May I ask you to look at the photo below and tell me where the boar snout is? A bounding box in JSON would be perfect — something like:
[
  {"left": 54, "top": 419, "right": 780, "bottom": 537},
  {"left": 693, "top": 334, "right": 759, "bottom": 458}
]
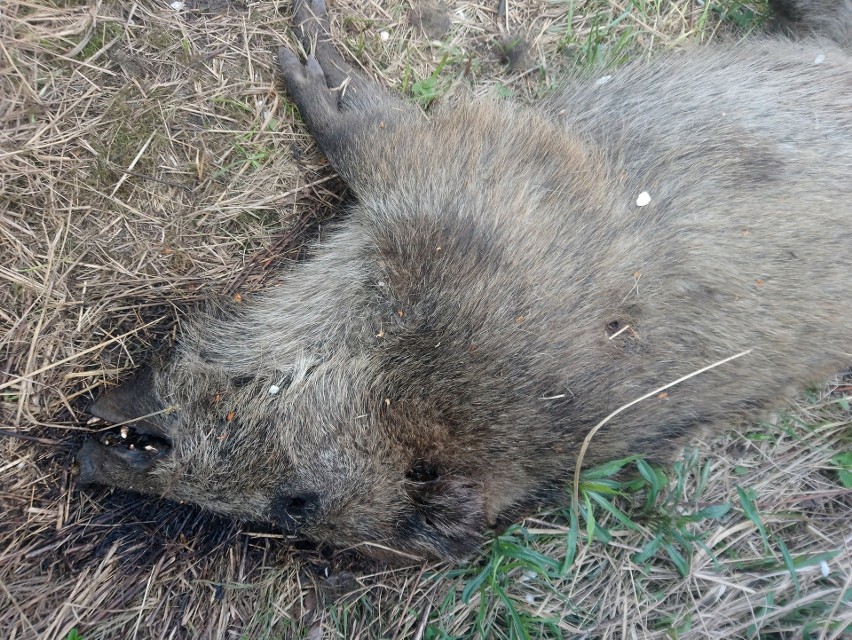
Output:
[
  {"left": 75, "top": 434, "right": 170, "bottom": 488},
  {"left": 75, "top": 438, "right": 111, "bottom": 487},
  {"left": 76, "top": 369, "right": 177, "bottom": 491}
]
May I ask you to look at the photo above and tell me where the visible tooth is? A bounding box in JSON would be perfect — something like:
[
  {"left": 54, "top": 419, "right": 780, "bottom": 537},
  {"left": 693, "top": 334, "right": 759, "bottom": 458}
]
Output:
[
  {"left": 144, "top": 445, "right": 158, "bottom": 452},
  {"left": 128, "top": 443, "right": 135, "bottom": 450},
  {"left": 87, "top": 417, "right": 102, "bottom": 425},
  {"left": 120, "top": 426, "right": 129, "bottom": 439}
]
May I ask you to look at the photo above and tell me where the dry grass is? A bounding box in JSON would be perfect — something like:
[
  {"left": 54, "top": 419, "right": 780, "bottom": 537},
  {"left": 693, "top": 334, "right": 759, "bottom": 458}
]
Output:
[{"left": 1, "top": 0, "right": 849, "bottom": 638}]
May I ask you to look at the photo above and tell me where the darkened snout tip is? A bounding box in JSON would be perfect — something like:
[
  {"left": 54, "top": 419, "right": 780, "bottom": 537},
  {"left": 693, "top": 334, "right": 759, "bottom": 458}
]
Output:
[
  {"left": 74, "top": 433, "right": 169, "bottom": 490},
  {"left": 74, "top": 438, "right": 106, "bottom": 487}
]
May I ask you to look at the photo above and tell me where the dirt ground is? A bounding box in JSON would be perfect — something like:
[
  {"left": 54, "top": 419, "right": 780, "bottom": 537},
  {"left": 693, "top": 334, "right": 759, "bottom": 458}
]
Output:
[{"left": 1, "top": 0, "right": 850, "bottom": 638}]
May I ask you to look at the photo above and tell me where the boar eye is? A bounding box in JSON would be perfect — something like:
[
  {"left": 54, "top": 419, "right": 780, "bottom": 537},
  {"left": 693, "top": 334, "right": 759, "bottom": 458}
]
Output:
[
  {"left": 285, "top": 495, "right": 308, "bottom": 511},
  {"left": 270, "top": 491, "right": 320, "bottom": 533},
  {"left": 406, "top": 461, "right": 441, "bottom": 484},
  {"left": 230, "top": 375, "right": 256, "bottom": 388}
]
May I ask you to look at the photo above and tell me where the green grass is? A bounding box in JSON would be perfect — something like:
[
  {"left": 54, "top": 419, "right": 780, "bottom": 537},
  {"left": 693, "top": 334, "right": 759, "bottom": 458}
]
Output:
[
  {"left": 401, "top": 414, "right": 849, "bottom": 638},
  {"left": 75, "top": 21, "right": 124, "bottom": 61},
  {"left": 408, "top": 52, "right": 453, "bottom": 105},
  {"left": 449, "top": 454, "right": 735, "bottom": 638}
]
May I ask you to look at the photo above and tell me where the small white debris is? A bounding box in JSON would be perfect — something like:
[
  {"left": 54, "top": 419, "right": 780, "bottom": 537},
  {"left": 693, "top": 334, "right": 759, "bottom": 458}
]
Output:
[
  {"left": 820, "top": 560, "right": 830, "bottom": 577},
  {"left": 595, "top": 75, "right": 612, "bottom": 86},
  {"left": 520, "top": 571, "right": 538, "bottom": 582},
  {"left": 169, "top": 1, "right": 185, "bottom": 10},
  {"left": 120, "top": 426, "right": 130, "bottom": 439},
  {"left": 380, "top": 30, "right": 390, "bottom": 42},
  {"left": 524, "top": 594, "right": 536, "bottom": 604},
  {"left": 636, "top": 191, "right": 652, "bottom": 207},
  {"left": 268, "top": 384, "right": 281, "bottom": 395},
  {"left": 814, "top": 53, "right": 825, "bottom": 65}
]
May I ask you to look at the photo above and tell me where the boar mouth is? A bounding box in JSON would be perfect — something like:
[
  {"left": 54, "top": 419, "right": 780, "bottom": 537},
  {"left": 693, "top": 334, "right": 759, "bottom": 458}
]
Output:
[
  {"left": 75, "top": 417, "right": 173, "bottom": 487},
  {"left": 75, "top": 400, "right": 174, "bottom": 487},
  {"left": 88, "top": 418, "right": 173, "bottom": 457},
  {"left": 81, "top": 369, "right": 175, "bottom": 469}
]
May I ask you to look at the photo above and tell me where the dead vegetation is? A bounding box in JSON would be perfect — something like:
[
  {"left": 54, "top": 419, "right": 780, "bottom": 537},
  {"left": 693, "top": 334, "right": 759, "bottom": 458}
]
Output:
[{"left": 1, "top": 0, "right": 849, "bottom": 638}]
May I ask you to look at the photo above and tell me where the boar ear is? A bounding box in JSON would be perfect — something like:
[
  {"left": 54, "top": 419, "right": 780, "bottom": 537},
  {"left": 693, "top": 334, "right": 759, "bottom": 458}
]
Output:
[
  {"left": 87, "top": 369, "right": 170, "bottom": 437},
  {"left": 405, "top": 476, "right": 486, "bottom": 560}
]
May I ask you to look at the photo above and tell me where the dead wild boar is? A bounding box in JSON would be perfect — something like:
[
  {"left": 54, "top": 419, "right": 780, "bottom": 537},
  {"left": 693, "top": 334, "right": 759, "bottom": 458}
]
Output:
[{"left": 76, "top": 0, "right": 852, "bottom": 561}]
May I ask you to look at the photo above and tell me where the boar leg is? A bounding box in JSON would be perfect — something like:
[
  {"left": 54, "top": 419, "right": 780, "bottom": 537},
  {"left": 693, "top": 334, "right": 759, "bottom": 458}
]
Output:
[
  {"left": 278, "top": 0, "right": 412, "bottom": 173},
  {"left": 288, "top": 0, "right": 365, "bottom": 93}
]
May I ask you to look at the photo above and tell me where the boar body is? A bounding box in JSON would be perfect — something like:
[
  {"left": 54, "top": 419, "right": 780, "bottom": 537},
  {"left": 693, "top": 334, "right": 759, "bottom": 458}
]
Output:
[{"left": 78, "top": 0, "right": 852, "bottom": 560}]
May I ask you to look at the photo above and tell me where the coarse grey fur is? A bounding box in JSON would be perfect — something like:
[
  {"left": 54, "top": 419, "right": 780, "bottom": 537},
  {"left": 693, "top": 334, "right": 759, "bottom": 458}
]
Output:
[
  {"left": 770, "top": 0, "right": 852, "bottom": 46},
  {"left": 76, "top": 0, "right": 852, "bottom": 560}
]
